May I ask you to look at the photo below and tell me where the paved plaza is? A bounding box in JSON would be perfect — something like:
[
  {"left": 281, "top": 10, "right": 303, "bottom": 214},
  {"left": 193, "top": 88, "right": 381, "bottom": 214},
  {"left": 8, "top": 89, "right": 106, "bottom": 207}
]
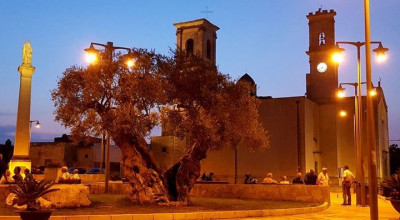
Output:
[{"left": 232, "top": 192, "right": 399, "bottom": 220}]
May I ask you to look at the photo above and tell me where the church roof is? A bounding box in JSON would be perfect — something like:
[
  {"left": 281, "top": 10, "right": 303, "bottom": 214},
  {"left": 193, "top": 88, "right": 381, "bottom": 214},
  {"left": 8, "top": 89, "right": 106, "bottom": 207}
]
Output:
[
  {"left": 238, "top": 73, "right": 256, "bottom": 86},
  {"left": 174, "top": 18, "right": 220, "bottom": 31}
]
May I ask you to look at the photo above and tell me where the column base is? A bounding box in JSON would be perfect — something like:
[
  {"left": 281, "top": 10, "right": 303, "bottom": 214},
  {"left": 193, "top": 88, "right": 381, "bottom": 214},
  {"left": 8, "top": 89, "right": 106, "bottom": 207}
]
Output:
[{"left": 9, "top": 159, "right": 31, "bottom": 177}]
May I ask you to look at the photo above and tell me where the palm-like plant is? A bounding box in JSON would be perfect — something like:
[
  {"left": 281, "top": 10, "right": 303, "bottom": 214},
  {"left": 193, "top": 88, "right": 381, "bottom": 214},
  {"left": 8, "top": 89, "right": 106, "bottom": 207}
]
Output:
[
  {"left": 6, "top": 179, "right": 59, "bottom": 211},
  {"left": 381, "top": 174, "right": 400, "bottom": 200}
]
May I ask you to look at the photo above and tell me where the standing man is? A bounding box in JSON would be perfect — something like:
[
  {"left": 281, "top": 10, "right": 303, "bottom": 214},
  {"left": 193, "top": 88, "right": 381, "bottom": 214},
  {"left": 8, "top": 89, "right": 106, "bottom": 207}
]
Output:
[
  {"left": 0, "top": 154, "right": 6, "bottom": 178},
  {"left": 342, "top": 165, "right": 355, "bottom": 205},
  {"left": 318, "top": 167, "right": 330, "bottom": 186}
]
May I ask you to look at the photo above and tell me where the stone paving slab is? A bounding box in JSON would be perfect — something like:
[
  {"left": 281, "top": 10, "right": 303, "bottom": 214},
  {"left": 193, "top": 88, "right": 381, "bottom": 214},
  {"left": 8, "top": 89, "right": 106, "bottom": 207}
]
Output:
[
  {"left": 226, "top": 193, "right": 399, "bottom": 220},
  {"left": 0, "top": 202, "right": 328, "bottom": 220}
]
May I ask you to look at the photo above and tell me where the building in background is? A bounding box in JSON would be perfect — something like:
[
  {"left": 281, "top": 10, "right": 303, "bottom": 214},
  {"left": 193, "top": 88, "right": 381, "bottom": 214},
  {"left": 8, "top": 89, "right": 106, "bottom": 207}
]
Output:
[
  {"left": 151, "top": 9, "right": 389, "bottom": 184},
  {"left": 28, "top": 134, "right": 122, "bottom": 177}
]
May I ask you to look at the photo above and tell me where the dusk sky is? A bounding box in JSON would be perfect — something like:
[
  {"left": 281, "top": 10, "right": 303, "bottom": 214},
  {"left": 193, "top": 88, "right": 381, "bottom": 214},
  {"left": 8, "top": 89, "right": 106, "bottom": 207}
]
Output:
[{"left": 0, "top": 1, "right": 399, "bottom": 145}]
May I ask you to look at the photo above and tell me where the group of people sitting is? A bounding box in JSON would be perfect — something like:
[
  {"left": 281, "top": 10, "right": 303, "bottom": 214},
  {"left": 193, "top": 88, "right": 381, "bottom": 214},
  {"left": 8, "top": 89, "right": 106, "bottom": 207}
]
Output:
[
  {"left": 0, "top": 166, "right": 34, "bottom": 184},
  {"left": 258, "top": 167, "right": 330, "bottom": 186},
  {"left": 57, "top": 166, "right": 81, "bottom": 184},
  {"left": 0, "top": 165, "right": 82, "bottom": 184}
]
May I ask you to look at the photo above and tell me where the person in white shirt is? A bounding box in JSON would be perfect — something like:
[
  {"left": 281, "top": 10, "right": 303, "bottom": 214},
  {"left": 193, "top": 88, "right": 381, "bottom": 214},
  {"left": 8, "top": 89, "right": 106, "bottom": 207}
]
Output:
[
  {"left": 58, "top": 166, "right": 71, "bottom": 183},
  {"left": 341, "top": 165, "right": 355, "bottom": 205},
  {"left": 72, "top": 169, "right": 80, "bottom": 180},
  {"left": 317, "top": 167, "right": 329, "bottom": 186}
]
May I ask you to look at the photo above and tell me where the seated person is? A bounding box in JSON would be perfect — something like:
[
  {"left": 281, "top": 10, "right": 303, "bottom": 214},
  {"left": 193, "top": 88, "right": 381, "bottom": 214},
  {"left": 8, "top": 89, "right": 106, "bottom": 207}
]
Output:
[
  {"left": 280, "top": 176, "right": 290, "bottom": 184},
  {"left": 24, "top": 168, "right": 34, "bottom": 183},
  {"left": 262, "top": 173, "right": 277, "bottom": 184},
  {"left": 0, "top": 170, "right": 14, "bottom": 184},
  {"left": 244, "top": 173, "right": 258, "bottom": 184},
  {"left": 292, "top": 172, "right": 305, "bottom": 184},
  {"left": 71, "top": 169, "right": 81, "bottom": 183},
  {"left": 58, "top": 166, "right": 71, "bottom": 183},
  {"left": 12, "top": 167, "right": 23, "bottom": 183},
  {"left": 201, "top": 172, "right": 214, "bottom": 181},
  {"left": 72, "top": 169, "right": 80, "bottom": 179}
]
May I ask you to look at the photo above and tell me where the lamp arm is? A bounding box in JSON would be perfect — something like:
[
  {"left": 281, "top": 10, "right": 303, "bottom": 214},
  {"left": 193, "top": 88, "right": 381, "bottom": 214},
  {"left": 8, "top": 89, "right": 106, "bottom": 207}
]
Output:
[
  {"left": 336, "top": 41, "right": 382, "bottom": 47},
  {"left": 91, "top": 42, "right": 108, "bottom": 48},
  {"left": 112, "top": 47, "right": 131, "bottom": 53}
]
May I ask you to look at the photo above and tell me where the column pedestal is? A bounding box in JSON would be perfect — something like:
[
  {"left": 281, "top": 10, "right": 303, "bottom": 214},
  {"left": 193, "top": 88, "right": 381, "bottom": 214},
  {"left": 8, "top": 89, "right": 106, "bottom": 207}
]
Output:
[{"left": 9, "top": 159, "right": 31, "bottom": 177}]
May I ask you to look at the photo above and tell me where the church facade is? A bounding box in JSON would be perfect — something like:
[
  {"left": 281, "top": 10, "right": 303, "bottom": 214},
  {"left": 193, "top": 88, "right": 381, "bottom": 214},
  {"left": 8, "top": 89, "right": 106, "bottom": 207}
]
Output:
[{"left": 151, "top": 9, "right": 389, "bottom": 184}]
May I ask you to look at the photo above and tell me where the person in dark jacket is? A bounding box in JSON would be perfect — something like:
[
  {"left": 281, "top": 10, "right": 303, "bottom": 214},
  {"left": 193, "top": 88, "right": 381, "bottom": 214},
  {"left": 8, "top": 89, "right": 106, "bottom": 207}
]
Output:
[
  {"left": 305, "top": 169, "right": 318, "bottom": 185},
  {"left": 292, "top": 172, "right": 305, "bottom": 184}
]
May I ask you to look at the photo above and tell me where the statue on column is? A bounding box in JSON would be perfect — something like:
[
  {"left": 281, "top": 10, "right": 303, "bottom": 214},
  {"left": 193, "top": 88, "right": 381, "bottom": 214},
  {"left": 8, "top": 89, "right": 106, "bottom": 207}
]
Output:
[
  {"left": 22, "top": 41, "right": 33, "bottom": 67},
  {"left": 11, "top": 41, "right": 35, "bottom": 175}
]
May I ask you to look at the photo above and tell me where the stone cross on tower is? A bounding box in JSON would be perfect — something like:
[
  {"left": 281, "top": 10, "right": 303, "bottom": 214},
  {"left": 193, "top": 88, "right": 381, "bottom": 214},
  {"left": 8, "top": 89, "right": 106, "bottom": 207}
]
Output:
[
  {"left": 201, "top": 6, "right": 213, "bottom": 19},
  {"left": 10, "top": 41, "right": 36, "bottom": 175}
]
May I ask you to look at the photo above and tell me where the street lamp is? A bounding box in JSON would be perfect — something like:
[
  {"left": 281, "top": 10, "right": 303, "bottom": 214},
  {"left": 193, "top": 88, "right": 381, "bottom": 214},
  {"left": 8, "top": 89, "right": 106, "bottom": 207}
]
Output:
[
  {"left": 29, "top": 120, "right": 40, "bottom": 129},
  {"left": 29, "top": 120, "right": 40, "bottom": 151},
  {"left": 339, "top": 110, "right": 347, "bottom": 117},
  {"left": 84, "top": 42, "right": 135, "bottom": 67},
  {"left": 84, "top": 41, "right": 134, "bottom": 193},
  {"left": 373, "top": 43, "right": 389, "bottom": 63},
  {"left": 332, "top": 41, "right": 388, "bottom": 207}
]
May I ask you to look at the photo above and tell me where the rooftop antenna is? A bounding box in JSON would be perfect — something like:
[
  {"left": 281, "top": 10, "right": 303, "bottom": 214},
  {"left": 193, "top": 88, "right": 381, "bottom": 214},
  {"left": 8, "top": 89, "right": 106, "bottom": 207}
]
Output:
[{"left": 201, "top": 6, "right": 213, "bottom": 19}]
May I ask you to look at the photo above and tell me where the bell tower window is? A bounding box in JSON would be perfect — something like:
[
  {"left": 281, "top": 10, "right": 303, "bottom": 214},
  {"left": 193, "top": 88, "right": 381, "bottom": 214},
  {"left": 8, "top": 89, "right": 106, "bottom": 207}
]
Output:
[
  {"left": 186, "top": 38, "right": 194, "bottom": 54},
  {"left": 319, "top": 32, "right": 326, "bottom": 46}
]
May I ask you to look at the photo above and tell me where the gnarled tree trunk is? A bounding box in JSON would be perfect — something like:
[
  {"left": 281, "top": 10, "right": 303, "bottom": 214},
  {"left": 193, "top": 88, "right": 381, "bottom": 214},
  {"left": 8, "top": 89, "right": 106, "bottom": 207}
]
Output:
[
  {"left": 162, "top": 142, "right": 208, "bottom": 205},
  {"left": 115, "top": 135, "right": 169, "bottom": 204}
]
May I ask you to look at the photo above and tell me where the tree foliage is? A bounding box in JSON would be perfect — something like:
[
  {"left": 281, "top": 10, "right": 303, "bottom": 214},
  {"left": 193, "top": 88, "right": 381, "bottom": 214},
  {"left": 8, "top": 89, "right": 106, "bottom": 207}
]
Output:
[
  {"left": 52, "top": 48, "right": 269, "bottom": 204},
  {"left": 52, "top": 49, "right": 166, "bottom": 141},
  {"left": 161, "top": 52, "right": 269, "bottom": 151}
]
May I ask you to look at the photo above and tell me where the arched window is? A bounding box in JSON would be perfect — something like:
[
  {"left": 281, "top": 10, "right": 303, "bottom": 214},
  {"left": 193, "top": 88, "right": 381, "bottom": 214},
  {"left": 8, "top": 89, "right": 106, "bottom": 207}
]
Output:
[
  {"left": 186, "top": 38, "right": 194, "bottom": 54},
  {"left": 319, "top": 32, "right": 326, "bottom": 46},
  {"left": 206, "top": 40, "right": 211, "bottom": 59}
]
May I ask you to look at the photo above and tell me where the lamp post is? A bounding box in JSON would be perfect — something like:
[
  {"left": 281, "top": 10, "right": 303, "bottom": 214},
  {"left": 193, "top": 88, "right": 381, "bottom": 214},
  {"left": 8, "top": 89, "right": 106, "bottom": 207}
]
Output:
[
  {"left": 364, "top": 1, "right": 378, "bottom": 218},
  {"left": 29, "top": 120, "right": 40, "bottom": 150},
  {"left": 337, "top": 82, "right": 376, "bottom": 206},
  {"left": 84, "top": 41, "right": 134, "bottom": 193},
  {"left": 333, "top": 41, "right": 387, "bottom": 208}
]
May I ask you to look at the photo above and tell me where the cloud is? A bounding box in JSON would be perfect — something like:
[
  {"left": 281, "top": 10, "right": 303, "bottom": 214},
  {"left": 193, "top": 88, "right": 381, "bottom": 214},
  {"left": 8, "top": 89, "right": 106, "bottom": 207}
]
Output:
[
  {"left": 0, "top": 111, "right": 16, "bottom": 117},
  {"left": 0, "top": 125, "right": 64, "bottom": 144}
]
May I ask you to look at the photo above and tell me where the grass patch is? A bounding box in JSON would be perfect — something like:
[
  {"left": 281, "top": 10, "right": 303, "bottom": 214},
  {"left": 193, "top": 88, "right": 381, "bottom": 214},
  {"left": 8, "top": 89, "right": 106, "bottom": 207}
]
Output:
[{"left": 0, "top": 194, "right": 322, "bottom": 216}]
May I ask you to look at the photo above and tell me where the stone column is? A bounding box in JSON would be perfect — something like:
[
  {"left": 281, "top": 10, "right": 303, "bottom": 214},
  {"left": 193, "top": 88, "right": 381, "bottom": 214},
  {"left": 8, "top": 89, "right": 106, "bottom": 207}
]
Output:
[{"left": 10, "top": 42, "right": 35, "bottom": 175}]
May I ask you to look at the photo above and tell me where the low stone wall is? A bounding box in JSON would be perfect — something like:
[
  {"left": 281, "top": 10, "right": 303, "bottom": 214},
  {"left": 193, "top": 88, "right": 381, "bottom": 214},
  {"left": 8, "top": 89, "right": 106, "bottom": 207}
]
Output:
[
  {"left": 190, "top": 184, "right": 330, "bottom": 204},
  {"left": 84, "top": 182, "right": 329, "bottom": 205},
  {"left": 1, "top": 182, "right": 330, "bottom": 206}
]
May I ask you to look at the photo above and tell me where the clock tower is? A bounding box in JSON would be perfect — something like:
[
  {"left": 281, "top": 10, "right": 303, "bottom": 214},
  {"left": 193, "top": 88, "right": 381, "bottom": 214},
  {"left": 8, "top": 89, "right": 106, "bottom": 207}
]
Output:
[{"left": 306, "top": 9, "right": 338, "bottom": 104}]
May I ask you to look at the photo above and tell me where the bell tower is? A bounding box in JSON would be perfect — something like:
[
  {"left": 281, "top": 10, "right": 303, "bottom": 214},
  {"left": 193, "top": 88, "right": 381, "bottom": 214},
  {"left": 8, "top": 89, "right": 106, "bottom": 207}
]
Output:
[
  {"left": 306, "top": 9, "right": 338, "bottom": 104},
  {"left": 174, "top": 19, "right": 219, "bottom": 63}
]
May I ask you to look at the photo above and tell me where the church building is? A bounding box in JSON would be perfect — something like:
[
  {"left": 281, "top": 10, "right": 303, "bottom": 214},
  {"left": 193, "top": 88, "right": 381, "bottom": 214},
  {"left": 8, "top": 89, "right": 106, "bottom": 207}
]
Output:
[{"left": 151, "top": 9, "right": 389, "bottom": 184}]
